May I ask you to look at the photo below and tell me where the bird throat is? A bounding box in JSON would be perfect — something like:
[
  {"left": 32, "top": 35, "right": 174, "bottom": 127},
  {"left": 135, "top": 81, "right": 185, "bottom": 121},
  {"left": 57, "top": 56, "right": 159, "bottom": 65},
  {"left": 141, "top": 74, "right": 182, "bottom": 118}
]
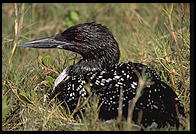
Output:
[
  {"left": 67, "top": 59, "right": 102, "bottom": 76},
  {"left": 68, "top": 48, "right": 120, "bottom": 76}
]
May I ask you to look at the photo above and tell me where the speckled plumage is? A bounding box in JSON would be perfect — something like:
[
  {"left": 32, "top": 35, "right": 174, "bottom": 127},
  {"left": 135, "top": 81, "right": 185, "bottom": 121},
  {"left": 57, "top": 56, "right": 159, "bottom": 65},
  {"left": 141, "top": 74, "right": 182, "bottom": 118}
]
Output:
[
  {"left": 19, "top": 22, "right": 185, "bottom": 128},
  {"left": 51, "top": 62, "right": 185, "bottom": 128}
]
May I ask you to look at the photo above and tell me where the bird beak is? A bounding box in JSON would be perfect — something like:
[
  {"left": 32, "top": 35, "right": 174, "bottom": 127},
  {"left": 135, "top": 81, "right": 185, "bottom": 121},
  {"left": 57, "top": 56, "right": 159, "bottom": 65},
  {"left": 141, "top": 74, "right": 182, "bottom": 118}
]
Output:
[{"left": 18, "top": 36, "right": 69, "bottom": 49}]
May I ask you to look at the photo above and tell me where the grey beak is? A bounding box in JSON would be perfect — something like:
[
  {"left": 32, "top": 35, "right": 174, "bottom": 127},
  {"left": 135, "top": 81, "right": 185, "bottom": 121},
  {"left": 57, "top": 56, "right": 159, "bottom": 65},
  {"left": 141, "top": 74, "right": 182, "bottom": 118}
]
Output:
[{"left": 18, "top": 36, "right": 69, "bottom": 49}]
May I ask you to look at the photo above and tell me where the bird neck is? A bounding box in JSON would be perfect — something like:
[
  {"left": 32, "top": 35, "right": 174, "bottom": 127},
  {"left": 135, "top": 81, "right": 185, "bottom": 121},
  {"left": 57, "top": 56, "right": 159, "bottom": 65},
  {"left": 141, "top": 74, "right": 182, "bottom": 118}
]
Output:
[
  {"left": 67, "top": 59, "right": 100, "bottom": 75},
  {"left": 68, "top": 49, "right": 120, "bottom": 76}
]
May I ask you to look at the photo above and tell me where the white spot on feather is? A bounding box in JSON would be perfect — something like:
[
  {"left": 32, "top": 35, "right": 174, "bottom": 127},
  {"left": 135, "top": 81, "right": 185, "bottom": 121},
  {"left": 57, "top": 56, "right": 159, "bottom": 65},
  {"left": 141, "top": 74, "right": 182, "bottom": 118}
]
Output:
[{"left": 114, "top": 75, "right": 121, "bottom": 79}]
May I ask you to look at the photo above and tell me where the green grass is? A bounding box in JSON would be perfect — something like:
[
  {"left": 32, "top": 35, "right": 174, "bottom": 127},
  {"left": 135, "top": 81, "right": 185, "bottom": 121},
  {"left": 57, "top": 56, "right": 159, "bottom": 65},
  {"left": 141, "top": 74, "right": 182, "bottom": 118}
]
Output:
[{"left": 2, "top": 3, "right": 190, "bottom": 131}]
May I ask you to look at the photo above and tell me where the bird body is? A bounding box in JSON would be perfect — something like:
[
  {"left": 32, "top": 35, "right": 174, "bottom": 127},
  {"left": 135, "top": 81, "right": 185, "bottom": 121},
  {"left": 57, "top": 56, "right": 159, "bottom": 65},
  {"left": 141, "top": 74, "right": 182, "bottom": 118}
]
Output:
[{"left": 19, "top": 22, "right": 185, "bottom": 128}]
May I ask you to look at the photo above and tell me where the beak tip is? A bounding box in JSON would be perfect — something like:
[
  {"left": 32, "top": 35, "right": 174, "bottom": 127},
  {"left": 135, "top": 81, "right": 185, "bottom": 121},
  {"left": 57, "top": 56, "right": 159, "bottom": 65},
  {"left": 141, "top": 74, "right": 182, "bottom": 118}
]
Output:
[
  {"left": 17, "top": 43, "right": 33, "bottom": 48},
  {"left": 17, "top": 44, "right": 24, "bottom": 47}
]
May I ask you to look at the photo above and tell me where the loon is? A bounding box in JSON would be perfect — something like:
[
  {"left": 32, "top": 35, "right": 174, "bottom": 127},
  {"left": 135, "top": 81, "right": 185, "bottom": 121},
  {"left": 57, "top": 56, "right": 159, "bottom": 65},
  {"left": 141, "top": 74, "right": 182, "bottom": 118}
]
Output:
[{"left": 19, "top": 22, "right": 185, "bottom": 128}]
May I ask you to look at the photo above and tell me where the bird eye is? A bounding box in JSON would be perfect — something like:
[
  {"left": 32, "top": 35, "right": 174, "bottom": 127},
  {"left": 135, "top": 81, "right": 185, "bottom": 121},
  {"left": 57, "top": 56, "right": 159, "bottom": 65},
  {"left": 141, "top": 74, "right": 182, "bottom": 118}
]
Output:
[{"left": 75, "top": 35, "right": 83, "bottom": 40}]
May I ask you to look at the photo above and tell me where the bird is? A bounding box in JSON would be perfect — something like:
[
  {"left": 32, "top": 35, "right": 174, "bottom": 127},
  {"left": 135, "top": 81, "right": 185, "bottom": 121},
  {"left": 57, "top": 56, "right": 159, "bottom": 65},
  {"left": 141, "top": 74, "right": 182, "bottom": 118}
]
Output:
[{"left": 19, "top": 22, "right": 185, "bottom": 128}]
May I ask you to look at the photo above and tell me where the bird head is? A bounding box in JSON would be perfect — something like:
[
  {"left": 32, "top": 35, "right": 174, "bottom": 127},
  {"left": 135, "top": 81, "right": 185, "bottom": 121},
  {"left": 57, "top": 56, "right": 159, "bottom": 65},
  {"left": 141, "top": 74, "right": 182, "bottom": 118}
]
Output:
[{"left": 19, "top": 22, "right": 120, "bottom": 74}]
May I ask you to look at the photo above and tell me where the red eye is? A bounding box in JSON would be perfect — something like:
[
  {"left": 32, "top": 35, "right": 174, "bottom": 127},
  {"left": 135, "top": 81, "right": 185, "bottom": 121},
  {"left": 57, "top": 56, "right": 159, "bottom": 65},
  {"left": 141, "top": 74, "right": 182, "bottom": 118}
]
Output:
[{"left": 75, "top": 35, "right": 83, "bottom": 40}]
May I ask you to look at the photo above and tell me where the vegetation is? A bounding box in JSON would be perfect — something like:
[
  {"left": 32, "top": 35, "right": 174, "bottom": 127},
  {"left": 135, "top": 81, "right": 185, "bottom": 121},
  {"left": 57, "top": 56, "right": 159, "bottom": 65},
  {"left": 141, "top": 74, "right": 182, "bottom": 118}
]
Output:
[{"left": 2, "top": 3, "right": 190, "bottom": 131}]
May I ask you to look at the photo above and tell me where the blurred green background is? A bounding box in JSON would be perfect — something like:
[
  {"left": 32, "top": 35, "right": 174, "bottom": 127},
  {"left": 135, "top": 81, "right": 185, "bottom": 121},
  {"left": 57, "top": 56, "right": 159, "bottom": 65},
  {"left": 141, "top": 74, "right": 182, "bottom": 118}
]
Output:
[{"left": 2, "top": 3, "right": 190, "bottom": 130}]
